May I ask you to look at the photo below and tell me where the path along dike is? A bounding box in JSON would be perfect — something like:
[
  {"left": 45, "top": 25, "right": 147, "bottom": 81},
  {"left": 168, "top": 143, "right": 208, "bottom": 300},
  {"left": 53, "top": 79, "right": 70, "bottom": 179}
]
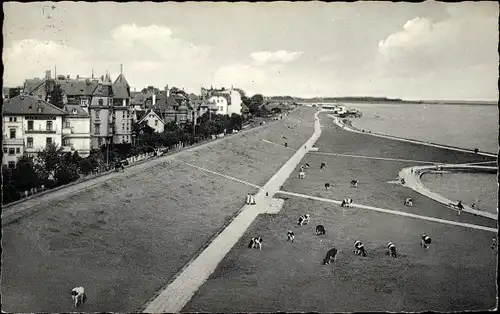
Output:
[{"left": 142, "top": 111, "right": 322, "bottom": 313}]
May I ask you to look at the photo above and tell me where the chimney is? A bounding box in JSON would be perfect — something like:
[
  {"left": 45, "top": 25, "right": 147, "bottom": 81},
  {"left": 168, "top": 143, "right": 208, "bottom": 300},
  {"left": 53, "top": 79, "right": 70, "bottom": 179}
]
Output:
[
  {"left": 101, "top": 75, "right": 104, "bottom": 82},
  {"left": 165, "top": 84, "right": 169, "bottom": 97},
  {"left": 67, "top": 74, "right": 70, "bottom": 79},
  {"left": 45, "top": 70, "right": 51, "bottom": 79},
  {"left": 152, "top": 94, "right": 157, "bottom": 106}
]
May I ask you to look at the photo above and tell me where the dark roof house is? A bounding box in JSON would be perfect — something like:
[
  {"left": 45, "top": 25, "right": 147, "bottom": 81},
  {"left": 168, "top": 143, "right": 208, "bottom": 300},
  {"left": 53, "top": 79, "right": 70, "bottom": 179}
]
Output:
[{"left": 3, "top": 95, "right": 67, "bottom": 116}]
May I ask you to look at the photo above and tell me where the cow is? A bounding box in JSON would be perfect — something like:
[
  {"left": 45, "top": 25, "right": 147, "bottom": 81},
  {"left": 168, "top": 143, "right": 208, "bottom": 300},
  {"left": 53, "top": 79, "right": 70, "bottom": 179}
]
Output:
[
  {"left": 351, "top": 180, "right": 358, "bottom": 188},
  {"left": 248, "top": 237, "right": 263, "bottom": 250},
  {"left": 325, "top": 183, "right": 331, "bottom": 190},
  {"left": 320, "top": 162, "right": 326, "bottom": 170},
  {"left": 322, "top": 248, "right": 338, "bottom": 265},
  {"left": 287, "top": 230, "right": 295, "bottom": 243},
  {"left": 404, "top": 198, "right": 413, "bottom": 207},
  {"left": 354, "top": 240, "right": 367, "bottom": 257},
  {"left": 71, "top": 286, "right": 86, "bottom": 308},
  {"left": 341, "top": 198, "right": 353, "bottom": 207},
  {"left": 421, "top": 234, "right": 432, "bottom": 249},
  {"left": 387, "top": 242, "right": 397, "bottom": 258},
  {"left": 315, "top": 225, "right": 326, "bottom": 235},
  {"left": 298, "top": 214, "right": 310, "bottom": 226},
  {"left": 299, "top": 171, "right": 306, "bottom": 179}
]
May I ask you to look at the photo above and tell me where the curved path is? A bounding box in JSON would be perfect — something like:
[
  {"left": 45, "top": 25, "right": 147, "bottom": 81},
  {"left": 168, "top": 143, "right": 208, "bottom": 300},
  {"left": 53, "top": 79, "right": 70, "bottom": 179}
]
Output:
[
  {"left": 399, "top": 165, "right": 497, "bottom": 220},
  {"left": 331, "top": 115, "right": 497, "bottom": 220},
  {"left": 142, "top": 112, "right": 323, "bottom": 313}
]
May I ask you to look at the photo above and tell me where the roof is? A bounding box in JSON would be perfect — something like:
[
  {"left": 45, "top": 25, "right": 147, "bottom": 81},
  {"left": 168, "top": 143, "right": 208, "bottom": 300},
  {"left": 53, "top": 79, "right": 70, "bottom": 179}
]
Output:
[
  {"left": 112, "top": 83, "right": 130, "bottom": 99},
  {"left": 114, "top": 73, "right": 130, "bottom": 88},
  {"left": 64, "top": 104, "right": 90, "bottom": 117},
  {"left": 59, "top": 79, "right": 99, "bottom": 97},
  {"left": 134, "top": 109, "right": 147, "bottom": 121},
  {"left": 138, "top": 109, "right": 165, "bottom": 125},
  {"left": 241, "top": 102, "right": 250, "bottom": 113},
  {"left": 92, "top": 83, "right": 113, "bottom": 97},
  {"left": 152, "top": 94, "right": 178, "bottom": 112},
  {"left": 24, "top": 78, "right": 46, "bottom": 94},
  {"left": 3, "top": 95, "right": 67, "bottom": 116}
]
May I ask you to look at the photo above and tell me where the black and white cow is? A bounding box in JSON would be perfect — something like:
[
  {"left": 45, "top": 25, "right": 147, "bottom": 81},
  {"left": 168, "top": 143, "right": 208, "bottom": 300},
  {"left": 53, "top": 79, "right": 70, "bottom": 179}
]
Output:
[
  {"left": 320, "top": 162, "right": 326, "bottom": 170},
  {"left": 341, "top": 198, "right": 353, "bottom": 207},
  {"left": 248, "top": 237, "right": 263, "bottom": 250},
  {"left": 354, "top": 240, "right": 367, "bottom": 257},
  {"left": 325, "top": 183, "right": 331, "bottom": 190},
  {"left": 298, "top": 214, "right": 310, "bottom": 226},
  {"left": 351, "top": 180, "right": 358, "bottom": 188},
  {"left": 71, "top": 286, "right": 86, "bottom": 308},
  {"left": 387, "top": 242, "right": 397, "bottom": 257},
  {"left": 421, "top": 234, "right": 432, "bottom": 249},
  {"left": 315, "top": 225, "right": 326, "bottom": 235},
  {"left": 404, "top": 198, "right": 413, "bottom": 207},
  {"left": 287, "top": 230, "right": 295, "bottom": 242},
  {"left": 322, "top": 248, "right": 338, "bottom": 265}
]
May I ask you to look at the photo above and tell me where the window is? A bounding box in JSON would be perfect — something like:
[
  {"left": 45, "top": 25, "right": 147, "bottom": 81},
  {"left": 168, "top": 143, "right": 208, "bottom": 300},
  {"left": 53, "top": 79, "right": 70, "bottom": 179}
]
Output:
[
  {"left": 95, "top": 109, "right": 100, "bottom": 118},
  {"left": 16, "top": 148, "right": 20, "bottom": 154},
  {"left": 46, "top": 137, "right": 52, "bottom": 146},
  {"left": 9, "top": 117, "right": 12, "bottom": 122},
  {"left": 27, "top": 137, "right": 33, "bottom": 148},
  {"left": 9, "top": 129, "right": 16, "bottom": 139},
  {"left": 122, "top": 123, "right": 125, "bottom": 130},
  {"left": 98, "top": 99, "right": 103, "bottom": 106},
  {"left": 94, "top": 124, "right": 100, "bottom": 135},
  {"left": 155, "top": 119, "right": 158, "bottom": 126},
  {"left": 122, "top": 112, "right": 125, "bottom": 118},
  {"left": 28, "top": 121, "right": 34, "bottom": 131},
  {"left": 8, "top": 161, "right": 15, "bottom": 169},
  {"left": 46, "top": 121, "right": 53, "bottom": 131},
  {"left": 3, "top": 148, "right": 7, "bottom": 153},
  {"left": 14, "top": 117, "right": 17, "bottom": 122},
  {"left": 65, "top": 121, "right": 71, "bottom": 128},
  {"left": 8, "top": 148, "right": 15, "bottom": 155}
]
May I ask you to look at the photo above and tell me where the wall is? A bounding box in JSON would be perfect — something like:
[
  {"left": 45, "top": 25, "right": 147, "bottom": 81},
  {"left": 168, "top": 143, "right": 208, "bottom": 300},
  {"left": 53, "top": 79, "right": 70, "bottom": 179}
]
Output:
[
  {"left": 63, "top": 117, "right": 91, "bottom": 157},
  {"left": 23, "top": 116, "right": 63, "bottom": 155},
  {"left": 143, "top": 112, "right": 165, "bottom": 133},
  {"left": 228, "top": 90, "right": 243, "bottom": 116},
  {"left": 113, "top": 107, "right": 132, "bottom": 144},
  {"left": 2, "top": 116, "right": 24, "bottom": 166},
  {"left": 208, "top": 96, "right": 228, "bottom": 115}
]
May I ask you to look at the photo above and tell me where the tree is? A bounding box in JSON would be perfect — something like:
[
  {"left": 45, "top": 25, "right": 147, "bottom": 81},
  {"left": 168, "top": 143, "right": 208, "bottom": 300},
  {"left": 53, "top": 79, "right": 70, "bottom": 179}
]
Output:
[
  {"left": 49, "top": 84, "right": 64, "bottom": 109},
  {"left": 9, "top": 87, "right": 21, "bottom": 98},
  {"left": 78, "top": 158, "right": 93, "bottom": 176},
  {"left": 2, "top": 166, "right": 20, "bottom": 204},
  {"left": 34, "top": 143, "right": 64, "bottom": 181},
  {"left": 229, "top": 113, "right": 243, "bottom": 131},
  {"left": 13, "top": 155, "right": 40, "bottom": 192}
]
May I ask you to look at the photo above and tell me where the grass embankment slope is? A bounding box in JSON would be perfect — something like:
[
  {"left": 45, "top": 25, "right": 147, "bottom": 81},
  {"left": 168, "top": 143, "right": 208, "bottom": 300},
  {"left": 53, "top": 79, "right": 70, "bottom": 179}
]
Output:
[
  {"left": 183, "top": 114, "right": 497, "bottom": 312},
  {"left": 1, "top": 107, "right": 316, "bottom": 313}
]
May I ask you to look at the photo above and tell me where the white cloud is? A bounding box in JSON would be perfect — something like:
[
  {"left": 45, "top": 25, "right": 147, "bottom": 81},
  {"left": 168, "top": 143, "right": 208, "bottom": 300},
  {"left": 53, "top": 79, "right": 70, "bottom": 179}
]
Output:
[
  {"left": 3, "top": 24, "right": 213, "bottom": 92},
  {"left": 250, "top": 50, "right": 303, "bottom": 65}
]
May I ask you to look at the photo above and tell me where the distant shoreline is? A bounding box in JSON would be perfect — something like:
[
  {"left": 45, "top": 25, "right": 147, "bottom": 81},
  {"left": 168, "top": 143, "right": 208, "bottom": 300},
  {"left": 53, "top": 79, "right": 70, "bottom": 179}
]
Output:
[{"left": 293, "top": 99, "right": 498, "bottom": 106}]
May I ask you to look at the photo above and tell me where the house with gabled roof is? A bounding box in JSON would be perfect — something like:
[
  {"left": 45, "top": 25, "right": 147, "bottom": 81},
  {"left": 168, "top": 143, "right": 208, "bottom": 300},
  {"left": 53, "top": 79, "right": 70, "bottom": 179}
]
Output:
[
  {"left": 137, "top": 109, "right": 165, "bottom": 133},
  {"left": 2, "top": 95, "right": 68, "bottom": 166}
]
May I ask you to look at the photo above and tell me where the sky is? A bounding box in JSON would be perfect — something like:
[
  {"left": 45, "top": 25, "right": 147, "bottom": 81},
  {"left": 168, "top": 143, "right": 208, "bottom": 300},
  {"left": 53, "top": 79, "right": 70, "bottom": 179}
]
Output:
[{"left": 3, "top": 1, "right": 499, "bottom": 100}]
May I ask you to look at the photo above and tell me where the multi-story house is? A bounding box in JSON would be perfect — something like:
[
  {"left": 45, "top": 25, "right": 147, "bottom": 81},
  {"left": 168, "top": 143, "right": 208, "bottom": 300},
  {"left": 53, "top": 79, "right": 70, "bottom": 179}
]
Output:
[
  {"left": 137, "top": 109, "right": 165, "bottom": 133},
  {"left": 111, "top": 73, "right": 132, "bottom": 144},
  {"left": 62, "top": 105, "right": 91, "bottom": 157},
  {"left": 89, "top": 81, "right": 114, "bottom": 148},
  {"left": 2, "top": 95, "right": 67, "bottom": 167},
  {"left": 203, "top": 87, "right": 243, "bottom": 116}
]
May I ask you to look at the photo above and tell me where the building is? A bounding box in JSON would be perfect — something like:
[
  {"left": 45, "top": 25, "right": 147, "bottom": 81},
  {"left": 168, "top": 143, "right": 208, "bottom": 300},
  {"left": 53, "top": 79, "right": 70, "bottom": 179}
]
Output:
[
  {"left": 137, "top": 109, "right": 165, "bottom": 133},
  {"left": 62, "top": 105, "right": 91, "bottom": 157},
  {"left": 89, "top": 80, "right": 114, "bottom": 148},
  {"left": 111, "top": 71, "right": 132, "bottom": 144},
  {"left": 2, "top": 95, "right": 68, "bottom": 167},
  {"left": 203, "top": 87, "right": 243, "bottom": 116}
]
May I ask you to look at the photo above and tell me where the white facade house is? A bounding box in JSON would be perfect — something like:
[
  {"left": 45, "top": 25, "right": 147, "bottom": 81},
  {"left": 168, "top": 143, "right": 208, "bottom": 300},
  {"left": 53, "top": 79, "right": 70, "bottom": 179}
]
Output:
[
  {"left": 2, "top": 95, "right": 67, "bottom": 167},
  {"left": 228, "top": 90, "right": 243, "bottom": 116},
  {"left": 207, "top": 95, "right": 229, "bottom": 115},
  {"left": 137, "top": 109, "right": 165, "bottom": 133},
  {"left": 62, "top": 105, "right": 91, "bottom": 157},
  {"left": 205, "top": 88, "right": 243, "bottom": 116}
]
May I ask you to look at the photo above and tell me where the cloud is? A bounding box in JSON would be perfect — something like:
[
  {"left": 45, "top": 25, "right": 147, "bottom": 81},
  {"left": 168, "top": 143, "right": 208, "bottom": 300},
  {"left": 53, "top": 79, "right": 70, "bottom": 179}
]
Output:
[
  {"left": 3, "top": 24, "right": 213, "bottom": 92},
  {"left": 250, "top": 50, "right": 303, "bottom": 65}
]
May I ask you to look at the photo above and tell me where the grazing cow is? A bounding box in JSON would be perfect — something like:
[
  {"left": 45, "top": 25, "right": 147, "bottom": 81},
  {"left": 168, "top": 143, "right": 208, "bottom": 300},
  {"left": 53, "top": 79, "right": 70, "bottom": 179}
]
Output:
[
  {"left": 315, "top": 225, "right": 326, "bottom": 235},
  {"left": 325, "top": 183, "right": 331, "bottom": 190},
  {"left": 248, "top": 237, "right": 263, "bottom": 250},
  {"left": 320, "top": 162, "right": 326, "bottom": 170},
  {"left": 421, "top": 234, "right": 432, "bottom": 249},
  {"left": 287, "top": 230, "right": 295, "bottom": 242},
  {"left": 387, "top": 242, "right": 397, "bottom": 258},
  {"left": 71, "top": 287, "right": 86, "bottom": 308},
  {"left": 322, "top": 248, "right": 338, "bottom": 265},
  {"left": 404, "top": 198, "right": 413, "bottom": 207},
  {"left": 299, "top": 171, "right": 306, "bottom": 179},
  {"left": 354, "top": 240, "right": 367, "bottom": 257},
  {"left": 341, "top": 198, "right": 353, "bottom": 207},
  {"left": 350, "top": 180, "right": 358, "bottom": 188},
  {"left": 298, "top": 214, "right": 310, "bottom": 226}
]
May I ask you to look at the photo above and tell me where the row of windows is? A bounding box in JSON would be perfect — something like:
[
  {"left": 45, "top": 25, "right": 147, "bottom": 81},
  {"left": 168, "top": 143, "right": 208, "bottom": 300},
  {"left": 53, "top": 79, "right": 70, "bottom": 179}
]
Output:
[
  {"left": 3, "top": 147, "right": 21, "bottom": 155},
  {"left": 4, "top": 136, "right": 52, "bottom": 148},
  {"left": 8, "top": 117, "right": 18, "bottom": 122},
  {"left": 94, "top": 109, "right": 130, "bottom": 119},
  {"left": 93, "top": 123, "right": 131, "bottom": 135}
]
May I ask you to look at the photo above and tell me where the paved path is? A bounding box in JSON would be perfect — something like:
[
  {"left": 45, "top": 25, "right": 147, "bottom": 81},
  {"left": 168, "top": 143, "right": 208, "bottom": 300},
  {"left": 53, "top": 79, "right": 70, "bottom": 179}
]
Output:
[
  {"left": 1, "top": 123, "right": 269, "bottom": 226},
  {"left": 399, "top": 165, "right": 498, "bottom": 220},
  {"left": 277, "top": 190, "right": 497, "bottom": 233},
  {"left": 142, "top": 112, "right": 322, "bottom": 313},
  {"left": 308, "top": 151, "right": 441, "bottom": 165}
]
